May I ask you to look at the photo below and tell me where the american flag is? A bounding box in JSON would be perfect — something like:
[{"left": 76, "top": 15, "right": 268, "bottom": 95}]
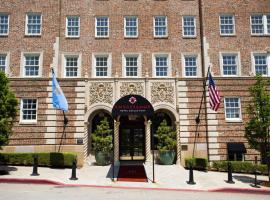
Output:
[{"left": 208, "top": 72, "right": 221, "bottom": 111}]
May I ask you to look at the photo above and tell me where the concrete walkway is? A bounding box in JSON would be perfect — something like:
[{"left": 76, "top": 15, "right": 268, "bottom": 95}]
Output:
[{"left": 0, "top": 162, "right": 270, "bottom": 194}]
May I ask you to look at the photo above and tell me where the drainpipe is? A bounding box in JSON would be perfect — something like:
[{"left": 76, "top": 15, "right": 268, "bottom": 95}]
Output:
[{"left": 198, "top": 0, "right": 210, "bottom": 161}]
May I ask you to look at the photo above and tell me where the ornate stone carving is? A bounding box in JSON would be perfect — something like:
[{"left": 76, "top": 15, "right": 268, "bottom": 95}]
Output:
[
  {"left": 151, "top": 82, "right": 174, "bottom": 104},
  {"left": 89, "top": 82, "right": 113, "bottom": 105},
  {"left": 120, "top": 82, "right": 144, "bottom": 97}
]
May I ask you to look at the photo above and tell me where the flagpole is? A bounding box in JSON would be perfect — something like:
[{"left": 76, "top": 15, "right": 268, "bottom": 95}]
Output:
[
  {"left": 192, "top": 66, "right": 210, "bottom": 158},
  {"left": 58, "top": 110, "right": 68, "bottom": 153}
]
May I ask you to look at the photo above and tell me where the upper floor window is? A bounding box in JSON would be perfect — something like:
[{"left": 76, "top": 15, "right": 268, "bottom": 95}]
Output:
[
  {"left": 184, "top": 56, "right": 197, "bottom": 77},
  {"left": 65, "top": 56, "right": 79, "bottom": 77},
  {"left": 221, "top": 54, "right": 239, "bottom": 76},
  {"left": 0, "top": 14, "right": 9, "bottom": 36},
  {"left": 251, "top": 14, "right": 270, "bottom": 35},
  {"left": 66, "top": 16, "right": 80, "bottom": 37},
  {"left": 253, "top": 54, "right": 269, "bottom": 76},
  {"left": 0, "top": 54, "right": 7, "bottom": 72},
  {"left": 220, "top": 15, "right": 235, "bottom": 35},
  {"left": 20, "top": 99, "right": 37, "bottom": 123},
  {"left": 26, "top": 13, "right": 42, "bottom": 35},
  {"left": 154, "top": 16, "right": 167, "bottom": 37},
  {"left": 24, "top": 54, "right": 40, "bottom": 77},
  {"left": 95, "top": 17, "right": 109, "bottom": 38},
  {"left": 183, "top": 16, "right": 196, "bottom": 37},
  {"left": 224, "top": 97, "right": 241, "bottom": 121},
  {"left": 125, "top": 56, "right": 138, "bottom": 77},
  {"left": 95, "top": 56, "right": 108, "bottom": 77},
  {"left": 154, "top": 55, "right": 169, "bottom": 77},
  {"left": 124, "top": 16, "right": 138, "bottom": 38}
]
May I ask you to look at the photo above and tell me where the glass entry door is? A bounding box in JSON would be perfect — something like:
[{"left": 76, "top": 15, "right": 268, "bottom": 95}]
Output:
[{"left": 119, "top": 126, "right": 145, "bottom": 161}]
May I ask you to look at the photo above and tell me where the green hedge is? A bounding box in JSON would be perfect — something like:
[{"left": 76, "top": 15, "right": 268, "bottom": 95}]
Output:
[
  {"left": 185, "top": 157, "right": 208, "bottom": 170},
  {"left": 212, "top": 161, "right": 268, "bottom": 175},
  {"left": 0, "top": 152, "right": 76, "bottom": 168}
]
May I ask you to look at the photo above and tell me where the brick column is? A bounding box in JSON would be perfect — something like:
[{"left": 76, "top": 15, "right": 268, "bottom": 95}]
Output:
[
  {"left": 175, "top": 121, "right": 181, "bottom": 164},
  {"left": 145, "top": 120, "right": 152, "bottom": 162},
  {"left": 114, "top": 120, "right": 120, "bottom": 163}
]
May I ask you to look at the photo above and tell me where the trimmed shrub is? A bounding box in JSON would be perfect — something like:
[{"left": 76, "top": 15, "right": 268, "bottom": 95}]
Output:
[
  {"left": 185, "top": 157, "right": 208, "bottom": 170},
  {"left": 0, "top": 152, "right": 76, "bottom": 168},
  {"left": 211, "top": 161, "right": 268, "bottom": 175}
]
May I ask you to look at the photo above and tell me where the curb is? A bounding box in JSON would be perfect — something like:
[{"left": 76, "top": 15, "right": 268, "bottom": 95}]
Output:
[{"left": 0, "top": 178, "right": 270, "bottom": 195}]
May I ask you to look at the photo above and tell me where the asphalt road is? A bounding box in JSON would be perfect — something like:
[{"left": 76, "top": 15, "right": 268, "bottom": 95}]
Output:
[{"left": 0, "top": 184, "right": 268, "bottom": 200}]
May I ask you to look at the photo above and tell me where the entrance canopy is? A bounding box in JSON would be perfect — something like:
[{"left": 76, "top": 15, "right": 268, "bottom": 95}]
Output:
[{"left": 112, "top": 95, "right": 154, "bottom": 119}]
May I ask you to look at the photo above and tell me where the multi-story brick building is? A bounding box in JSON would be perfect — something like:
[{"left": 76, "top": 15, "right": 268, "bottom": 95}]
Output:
[{"left": 0, "top": 0, "right": 269, "bottom": 166}]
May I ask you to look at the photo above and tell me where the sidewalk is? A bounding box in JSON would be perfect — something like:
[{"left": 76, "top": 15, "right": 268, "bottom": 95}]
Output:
[{"left": 0, "top": 163, "right": 270, "bottom": 194}]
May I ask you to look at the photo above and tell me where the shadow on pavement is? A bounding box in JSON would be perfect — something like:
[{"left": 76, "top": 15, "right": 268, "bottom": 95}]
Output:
[
  {"left": 0, "top": 165, "right": 18, "bottom": 175},
  {"left": 233, "top": 175, "right": 257, "bottom": 184}
]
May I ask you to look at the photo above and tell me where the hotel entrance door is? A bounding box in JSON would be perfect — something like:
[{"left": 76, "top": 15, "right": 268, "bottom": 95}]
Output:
[{"left": 119, "top": 118, "right": 145, "bottom": 161}]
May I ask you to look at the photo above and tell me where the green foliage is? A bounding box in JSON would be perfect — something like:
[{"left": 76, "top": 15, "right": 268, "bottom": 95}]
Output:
[
  {"left": 156, "top": 120, "right": 176, "bottom": 151},
  {"left": 0, "top": 152, "right": 76, "bottom": 168},
  {"left": 0, "top": 72, "right": 18, "bottom": 148},
  {"left": 91, "top": 117, "right": 113, "bottom": 153},
  {"left": 185, "top": 157, "right": 208, "bottom": 170},
  {"left": 212, "top": 161, "right": 268, "bottom": 175},
  {"left": 245, "top": 75, "right": 270, "bottom": 164}
]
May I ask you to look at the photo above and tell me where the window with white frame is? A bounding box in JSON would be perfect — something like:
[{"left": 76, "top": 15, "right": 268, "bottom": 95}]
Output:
[
  {"left": 251, "top": 14, "right": 270, "bottom": 35},
  {"left": 20, "top": 99, "right": 37, "bottom": 122},
  {"left": 154, "top": 16, "right": 167, "bottom": 37},
  {"left": 155, "top": 55, "right": 168, "bottom": 77},
  {"left": 65, "top": 56, "right": 78, "bottom": 77},
  {"left": 96, "top": 17, "right": 109, "bottom": 37},
  {"left": 26, "top": 13, "right": 42, "bottom": 35},
  {"left": 253, "top": 54, "right": 269, "bottom": 76},
  {"left": 221, "top": 54, "right": 238, "bottom": 76},
  {"left": 24, "top": 54, "right": 40, "bottom": 77},
  {"left": 183, "top": 16, "right": 196, "bottom": 37},
  {"left": 66, "top": 16, "right": 80, "bottom": 37},
  {"left": 125, "top": 56, "right": 138, "bottom": 77},
  {"left": 0, "top": 54, "right": 6, "bottom": 72},
  {"left": 0, "top": 14, "right": 9, "bottom": 35},
  {"left": 220, "top": 15, "right": 235, "bottom": 35},
  {"left": 224, "top": 97, "right": 241, "bottom": 120},
  {"left": 125, "top": 16, "right": 138, "bottom": 37},
  {"left": 184, "top": 56, "right": 197, "bottom": 77},
  {"left": 95, "top": 56, "right": 108, "bottom": 76}
]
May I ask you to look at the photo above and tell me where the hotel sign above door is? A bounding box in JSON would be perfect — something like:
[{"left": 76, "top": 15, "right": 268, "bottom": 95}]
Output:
[{"left": 112, "top": 95, "right": 154, "bottom": 119}]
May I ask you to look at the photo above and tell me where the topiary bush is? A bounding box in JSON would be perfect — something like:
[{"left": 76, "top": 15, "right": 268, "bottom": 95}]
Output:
[{"left": 0, "top": 152, "right": 76, "bottom": 168}]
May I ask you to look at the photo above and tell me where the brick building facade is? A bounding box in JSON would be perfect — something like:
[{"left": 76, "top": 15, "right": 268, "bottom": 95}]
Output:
[{"left": 0, "top": 0, "right": 269, "bottom": 166}]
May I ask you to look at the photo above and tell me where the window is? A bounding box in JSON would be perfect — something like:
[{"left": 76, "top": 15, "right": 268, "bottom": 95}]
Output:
[
  {"left": 154, "top": 16, "right": 167, "bottom": 37},
  {"left": 251, "top": 14, "right": 270, "bottom": 35},
  {"left": 95, "top": 17, "right": 109, "bottom": 37},
  {"left": 0, "top": 54, "right": 6, "bottom": 72},
  {"left": 65, "top": 56, "right": 78, "bottom": 77},
  {"left": 26, "top": 13, "right": 42, "bottom": 35},
  {"left": 221, "top": 54, "right": 239, "bottom": 76},
  {"left": 66, "top": 16, "right": 80, "bottom": 37},
  {"left": 253, "top": 54, "right": 269, "bottom": 76},
  {"left": 24, "top": 54, "right": 40, "bottom": 77},
  {"left": 125, "top": 56, "right": 138, "bottom": 77},
  {"left": 0, "top": 14, "right": 9, "bottom": 35},
  {"left": 220, "top": 15, "right": 235, "bottom": 35},
  {"left": 184, "top": 56, "right": 197, "bottom": 77},
  {"left": 125, "top": 16, "right": 138, "bottom": 37},
  {"left": 95, "top": 56, "right": 108, "bottom": 77},
  {"left": 183, "top": 16, "right": 196, "bottom": 37},
  {"left": 155, "top": 55, "right": 168, "bottom": 77},
  {"left": 224, "top": 97, "right": 241, "bottom": 120},
  {"left": 20, "top": 99, "right": 37, "bottom": 122}
]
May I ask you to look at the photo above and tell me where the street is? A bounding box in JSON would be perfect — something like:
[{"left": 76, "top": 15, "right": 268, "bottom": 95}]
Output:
[{"left": 0, "top": 184, "right": 268, "bottom": 200}]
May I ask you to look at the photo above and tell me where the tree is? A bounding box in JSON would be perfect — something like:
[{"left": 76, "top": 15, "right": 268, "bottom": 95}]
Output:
[
  {"left": 156, "top": 120, "right": 176, "bottom": 151},
  {"left": 0, "top": 71, "right": 18, "bottom": 148},
  {"left": 245, "top": 75, "right": 270, "bottom": 179},
  {"left": 91, "top": 117, "right": 113, "bottom": 153}
]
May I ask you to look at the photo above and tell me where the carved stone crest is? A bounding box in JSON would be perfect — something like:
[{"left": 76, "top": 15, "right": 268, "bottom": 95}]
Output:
[
  {"left": 89, "top": 82, "right": 113, "bottom": 105},
  {"left": 151, "top": 82, "right": 174, "bottom": 104},
  {"left": 120, "top": 82, "right": 144, "bottom": 97}
]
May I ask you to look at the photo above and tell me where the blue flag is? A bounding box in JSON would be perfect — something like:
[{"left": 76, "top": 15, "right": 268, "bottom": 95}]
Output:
[{"left": 52, "top": 73, "right": 68, "bottom": 112}]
